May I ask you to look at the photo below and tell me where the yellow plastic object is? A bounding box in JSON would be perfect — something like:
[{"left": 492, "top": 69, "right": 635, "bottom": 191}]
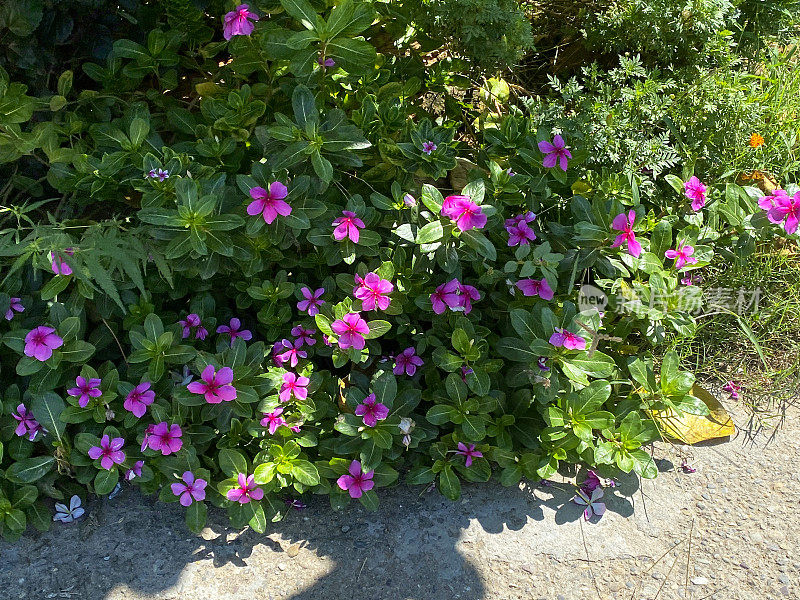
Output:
[{"left": 651, "top": 385, "right": 736, "bottom": 444}]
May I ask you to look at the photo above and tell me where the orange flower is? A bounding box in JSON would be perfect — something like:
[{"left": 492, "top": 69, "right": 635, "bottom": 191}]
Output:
[{"left": 749, "top": 133, "right": 764, "bottom": 148}]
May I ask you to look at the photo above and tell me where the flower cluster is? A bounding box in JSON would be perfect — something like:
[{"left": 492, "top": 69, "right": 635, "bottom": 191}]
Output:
[
  {"left": 759, "top": 189, "right": 800, "bottom": 235},
  {"left": 430, "top": 279, "right": 481, "bottom": 314}
]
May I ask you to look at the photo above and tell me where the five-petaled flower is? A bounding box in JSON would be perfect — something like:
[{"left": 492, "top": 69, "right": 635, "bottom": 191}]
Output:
[
  {"left": 88, "top": 435, "right": 126, "bottom": 470},
  {"left": 124, "top": 382, "right": 155, "bottom": 418},
  {"left": 53, "top": 495, "right": 84, "bottom": 523},
  {"left": 291, "top": 325, "right": 316, "bottom": 346},
  {"left": 505, "top": 212, "right": 536, "bottom": 246},
  {"left": 516, "top": 278, "right": 554, "bottom": 300},
  {"left": 549, "top": 328, "right": 586, "bottom": 350},
  {"left": 684, "top": 176, "right": 707, "bottom": 211},
  {"left": 441, "top": 195, "right": 487, "bottom": 232},
  {"left": 187, "top": 365, "right": 237, "bottom": 404},
  {"left": 297, "top": 287, "right": 325, "bottom": 316},
  {"left": 276, "top": 338, "right": 307, "bottom": 368},
  {"left": 280, "top": 372, "right": 310, "bottom": 402},
  {"left": 355, "top": 393, "right": 389, "bottom": 427},
  {"left": 422, "top": 141, "right": 437, "bottom": 154},
  {"left": 68, "top": 376, "right": 102, "bottom": 408},
  {"left": 665, "top": 242, "right": 698, "bottom": 270},
  {"left": 261, "top": 407, "right": 286, "bottom": 434},
  {"left": 610, "top": 210, "right": 642, "bottom": 257},
  {"left": 337, "top": 460, "right": 374, "bottom": 499},
  {"left": 538, "top": 135, "right": 571, "bottom": 171},
  {"left": 179, "top": 313, "right": 207, "bottom": 340},
  {"left": 217, "top": 318, "right": 252, "bottom": 346},
  {"left": 354, "top": 272, "right": 394, "bottom": 311},
  {"left": 24, "top": 326, "right": 64, "bottom": 362},
  {"left": 330, "top": 312, "right": 370, "bottom": 350},
  {"left": 226, "top": 473, "right": 264, "bottom": 503},
  {"left": 332, "top": 210, "right": 365, "bottom": 243},
  {"left": 171, "top": 471, "right": 207, "bottom": 507},
  {"left": 50, "top": 248, "right": 74, "bottom": 276},
  {"left": 5, "top": 297, "right": 23, "bottom": 321},
  {"left": 147, "top": 168, "right": 169, "bottom": 181},
  {"left": 223, "top": 4, "right": 259, "bottom": 40},
  {"left": 573, "top": 488, "right": 606, "bottom": 521},
  {"left": 147, "top": 422, "right": 183, "bottom": 455},
  {"left": 394, "top": 347, "right": 424, "bottom": 376},
  {"left": 761, "top": 189, "right": 800, "bottom": 234},
  {"left": 12, "top": 403, "right": 42, "bottom": 441},
  {"left": 430, "top": 278, "right": 481, "bottom": 315},
  {"left": 456, "top": 442, "right": 483, "bottom": 467},
  {"left": 247, "top": 182, "right": 291, "bottom": 224}
]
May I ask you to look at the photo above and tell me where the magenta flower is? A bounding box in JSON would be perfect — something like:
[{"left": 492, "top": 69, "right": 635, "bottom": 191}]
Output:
[
  {"left": 330, "top": 312, "right": 370, "bottom": 350},
  {"left": 723, "top": 380, "right": 741, "bottom": 399},
  {"left": 336, "top": 460, "right": 374, "bottom": 499},
  {"left": 261, "top": 407, "right": 286, "bottom": 434},
  {"left": 223, "top": 4, "right": 259, "bottom": 40},
  {"left": 272, "top": 341, "right": 286, "bottom": 368},
  {"left": 5, "top": 297, "right": 23, "bottom": 321},
  {"left": 67, "top": 376, "right": 102, "bottom": 408},
  {"left": 147, "top": 422, "right": 183, "bottom": 456},
  {"left": 354, "top": 393, "right": 389, "bottom": 427},
  {"left": 422, "top": 141, "right": 437, "bottom": 155},
  {"left": 354, "top": 272, "right": 394, "bottom": 311},
  {"left": 88, "top": 435, "right": 126, "bottom": 470},
  {"left": 681, "top": 460, "right": 697, "bottom": 474},
  {"left": 171, "top": 471, "right": 207, "bottom": 507},
  {"left": 297, "top": 287, "right": 325, "bottom": 316},
  {"left": 758, "top": 189, "right": 788, "bottom": 211},
  {"left": 317, "top": 54, "right": 335, "bottom": 67},
  {"left": 441, "top": 195, "right": 487, "bottom": 231},
  {"left": 332, "top": 210, "right": 365, "bottom": 243},
  {"left": 665, "top": 242, "right": 698, "bottom": 270},
  {"left": 394, "top": 347, "right": 424, "bottom": 376},
  {"left": 456, "top": 442, "right": 483, "bottom": 467},
  {"left": 516, "top": 278, "right": 554, "bottom": 300},
  {"left": 506, "top": 223, "right": 537, "bottom": 246},
  {"left": 455, "top": 282, "right": 481, "bottom": 314},
  {"left": 179, "top": 313, "right": 207, "bottom": 340},
  {"left": 538, "top": 135, "right": 571, "bottom": 171},
  {"left": 765, "top": 190, "right": 800, "bottom": 234},
  {"left": 280, "top": 372, "right": 309, "bottom": 402},
  {"left": 573, "top": 488, "right": 606, "bottom": 521},
  {"left": 226, "top": 473, "right": 264, "bottom": 504},
  {"left": 125, "top": 460, "right": 144, "bottom": 481},
  {"left": 12, "top": 403, "right": 41, "bottom": 441},
  {"left": 291, "top": 325, "right": 316, "bottom": 346},
  {"left": 684, "top": 177, "right": 707, "bottom": 211},
  {"left": 187, "top": 365, "right": 237, "bottom": 404},
  {"left": 505, "top": 211, "right": 536, "bottom": 228},
  {"left": 276, "top": 338, "right": 307, "bottom": 368},
  {"left": 216, "top": 317, "right": 252, "bottom": 346},
  {"left": 610, "top": 210, "right": 642, "bottom": 258},
  {"left": 549, "top": 328, "right": 586, "bottom": 350},
  {"left": 24, "top": 326, "right": 64, "bottom": 362},
  {"left": 147, "top": 168, "right": 169, "bottom": 181},
  {"left": 140, "top": 424, "right": 155, "bottom": 452},
  {"left": 582, "top": 470, "right": 617, "bottom": 492},
  {"left": 430, "top": 279, "right": 462, "bottom": 314},
  {"left": 247, "top": 182, "right": 291, "bottom": 224},
  {"left": 124, "top": 382, "right": 155, "bottom": 418},
  {"left": 50, "top": 248, "right": 74, "bottom": 276}
]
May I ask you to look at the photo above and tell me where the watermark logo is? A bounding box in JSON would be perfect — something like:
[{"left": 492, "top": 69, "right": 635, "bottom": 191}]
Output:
[{"left": 578, "top": 284, "right": 608, "bottom": 313}]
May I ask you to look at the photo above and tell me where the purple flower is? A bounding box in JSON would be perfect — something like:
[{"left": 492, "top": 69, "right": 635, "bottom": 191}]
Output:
[
  {"left": 330, "top": 312, "right": 370, "bottom": 350},
  {"left": 332, "top": 211, "right": 365, "bottom": 243},
  {"left": 67, "top": 376, "right": 102, "bottom": 408},
  {"left": 507, "top": 168, "right": 515, "bottom": 177},
  {"left": 187, "top": 365, "right": 237, "bottom": 404},
  {"left": 572, "top": 488, "right": 606, "bottom": 521},
  {"left": 291, "top": 325, "right": 316, "bottom": 346},
  {"left": 227, "top": 473, "right": 264, "bottom": 504},
  {"left": 354, "top": 393, "right": 389, "bottom": 427},
  {"left": 538, "top": 135, "right": 571, "bottom": 171},
  {"left": 337, "top": 460, "right": 374, "bottom": 499},
  {"left": 505, "top": 211, "right": 536, "bottom": 228},
  {"left": 179, "top": 313, "right": 207, "bottom": 340},
  {"left": 506, "top": 223, "right": 537, "bottom": 246},
  {"left": 147, "top": 422, "right": 183, "bottom": 456},
  {"left": 24, "top": 326, "right": 64, "bottom": 362},
  {"left": 394, "top": 347, "right": 424, "bottom": 376},
  {"left": 247, "top": 182, "right": 291, "bottom": 224},
  {"left": 455, "top": 282, "right": 481, "bottom": 314},
  {"left": 53, "top": 495, "right": 84, "bottom": 523},
  {"left": 216, "top": 318, "right": 252, "bottom": 346},
  {"left": 665, "top": 242, "right": 698, "bottom": 270},
  {"left": 284, "top": 498, "right": 308, "bottom": 510},
  {"left": 317, "top": 54, "right": 335, "bottom": 67},
  {"left": 723, "top": 380, "right": 741, "bottom": 399},
  {"left": 537, "top": 356, "right": 550, "bottom": 372},
  {"left": 12, "top": 403, "right": 41, "bottom": 441},
  {"left": 276, "top": 338, "right": 307, "bottom": 368},
  {"left": 549, "top": 328, "right": 586, "bottom": 350},
  {"left": 171, "top": 471, "right": 207, "bottom": 507},
  {"left": 297, "top": 287, "right": 325, "bottom": 316},
  {"left": 353, "top": 272, "right": 394, "bottom": 311},
  {"left": 125, "top": 460, "right": 144, "bottom": 481},
  {"left": 261, "top": 407, "right": 286, "bottom": 434},
  {"left": 422, "top": 141, "right": 437, "bottom": 155},
  {"left": 441, "top": 195, "right": 487, "bottom": 231},
  {"left": 684, "top": 177, "right": 707, "bottom": 211},
  {"left": 223, "top": 4, "right": 259, "bottom": 40},
  {"left": 515, "top": 278, "right": 554, "bottom": 300},
  {"left": 403, "top": 194, "right": 417, "bottom": 207},
  {"left": 123, "top": 382, "right": 155, "bottom": 418},
  {"left": 140, "top": 424, "right": 155, "bottom": 453},
  {"left": 88, "top": 435, "right": 126, "bottom": 470},
  {"left": 280, "top": 372, "right": 309, "bottom": 402},
  {"left": 431, "top": 279, "right": 462, "bottom": 314},
  {"left": 456, "top": 442, "right": 483, "bottom": 468},
  {"left": 582, "top": 470, "right": 617, "bottom": 492},
  {"left": 5, "top": 297, "right": 23, "bottom": 321},
  {"left": 147, "top": 169, "right": 169, "bottom": 181},
  {"left": 50, "top": 248, "right": 74, "bottom": 276},
  {"left": 610, "top": 210, "right": 642, "bottom": 258}
]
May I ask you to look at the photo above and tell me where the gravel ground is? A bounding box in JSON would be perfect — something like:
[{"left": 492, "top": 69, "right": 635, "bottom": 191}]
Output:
[{"left": 1, "top": 397, "right": 798, "bottom": 600}]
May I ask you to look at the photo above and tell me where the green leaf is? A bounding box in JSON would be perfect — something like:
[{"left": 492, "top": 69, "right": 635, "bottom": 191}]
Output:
[
  {"left": 186, "top": 501, "right": 207, "bottom": 533},
  {"left": 461, "top": 229, "right": 496, "bottom": 261},
  {"left": 438, "top": 465, "right": 461, "bottom": 500},
  {"left": 650, "top": 220, "right": 672, "bottom": 260},
  {"left": 40, "top": 275, "right": 71, "bottom": 300},
  {"left": 421, "top": 184, "right": 444, "bottom": 213},
  {"left": 280, "top": 0, "right": 318, "bottom": 29},
  {"left": 30, "top": 392, "right": 66, "bottom": 446},
  {"left": 292, "top": 84, "right": 319, "bottom": 126},
  {"left": 291, "top": 460, "right": 320, "bottom": 486},
  {"left": 94, "top": 468, "right": 119, "bottom": 495},
  {"left": 129, "top": 117, "right": 149, "bottom": 149},
  {"left": 326, "top": 37, "right": 377, "bottom": 72},
  {"left": 6, "top": 456, "right": 55, "bottom": 483},
  {"left": 219, "top": 448, "right": 248, "bottom": 476},
  {"left": 364, "top": 320, "right": 390, "bottom": 339},
  {"left": 415, "top": 221, "right": 443, "bottom": 244}
]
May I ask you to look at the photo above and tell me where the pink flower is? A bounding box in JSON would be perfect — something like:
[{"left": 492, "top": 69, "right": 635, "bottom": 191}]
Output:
[
  {"left": 454, "top": 282, "right": 481, "bottom": 314},
  {"left": 504, "top": 211, "right": 536, "bottom": 228},
  {"left": 5, "top": 297, "right": 23, "bottom": 321},
  {"left": 723, "top": 380, "right": 741, "bottom": 399},
  {"left": 147, "top": 422, "right": 183, "bottom": 456},
  {"left": 353, "top": 272, "right": 394, "bottom": 311},
  {"left": 276, "top": 338, "right": 307, "bottom": 368},
  {"left": 223, "top": 4, "right": 259, "bottom": 40},
  {"left": 247, "top": 182, "right": 291, "bottom": 224},
  {"left": 549, "top": 328, "right": 586, "bottom": 350},
  {"left": 422, "top": 141, "right": 437, "bottom": 155},
  {"left": 317, "top": 54, "right": 335, "bottom": 67},
  {"left": 430, "top": 279, "right": 462, "bottom": 314},
  {"left": 280, "top": 372, "right": 309, "bottom": 402},
  {"left": 336, "top": 460, "right": 374, "bottom": 499},
  {"left": 124, "top": 382, "right": 155, "bottom": 418},
  {"left": 684, "top": 176, "right": 707, "bottom": 211},
  {"left": 88, "top": 435, "right": 126, "bottom": 470},
  {"left": 179, "top": 313, "right": 207, "bottom": 340},
  {"left": 216, "top": 317, "right": 252, "bottom": 346},
  {"left": 354, "top": 393, "right": 389, "bottom": 427},
  {"left": 441, "top": 195, "right": 487, "bottom": 231},
  {"left": 50, "top": 248, "right": 74, "bottom": 275},
  {"left": 24, "top": 326, "right": 64, "bottom": 362},
  {"left": 187, "top": 365, "right": 237, "bottom": 404},
  {"left": 297, "top": 287, "right": 325, "bottom": 316},
  {"left": 171, "top": 471, "right": 207, "bottom": 506},
  {"left": 67, "top": 376, "right": 102, "bottom": 408},
  {"left": 765, "top": 190, "right": 800, "bottom": 234},
  {"left": 12, "top": 403, "right": 41, "bottom": 441},
  {"left": 515, "top": 278, "right": 554, "bottom": 300},
  {"left": 506, "top": 223, "right": 537, "bottom": 246},
  {"left": 332, "top": 210, "right": 365, "bottom": 243},
  {"left": 125, "top": 460, "right": 144, "bottom": 481},
  {"left": 758, "top": 189, "right": 788, "bottom": 212},
  {"left": 538, "top": 135, "right": 571, "bottom": 171},
  {"left": 272, "top": 341, "right": 286, "bottom": 367},
  {"left": 456, "top": 442, "right": 483, "bottom": 468},
  {"left": 394, "top": 347, "right": 424, "bottom": 376},
  {"left": 330, "top": 312, "right": 370, "bottom": 350},
  {"left": 140, "top": 424, "right": 155, "bottom": 452},
  {"left": 261, "top": 407, "right": 286, "bottom": 434},
  {"left": 291, "top": 325, "right": 316, "bottom": 346},
  {"left": 226, "top": 473, "right": 264, "bottom": 504},
  {"left": 665, "top": 242, "right": 698, "bottom": 270},
  {"left": 610, "top": 210, "right": 642, "bottom": 258}
]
